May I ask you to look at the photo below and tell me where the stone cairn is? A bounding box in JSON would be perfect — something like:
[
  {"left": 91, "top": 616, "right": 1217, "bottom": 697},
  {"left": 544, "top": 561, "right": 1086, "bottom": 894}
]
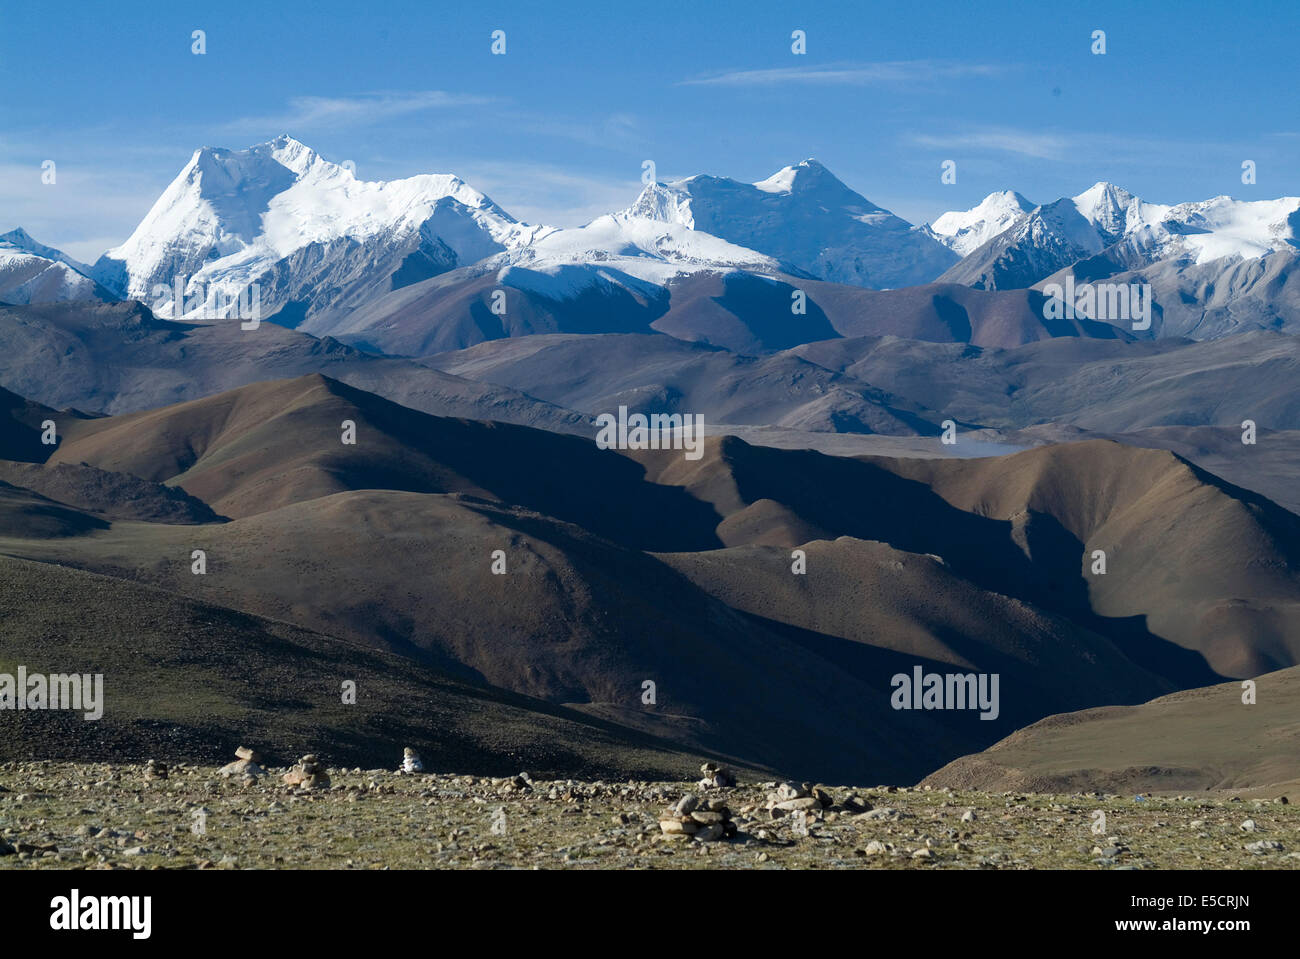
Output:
[
  {"left": 144, "top": 759, "right": 168, "bottom": 781},
  {"left": 283, "top": 754, "right": 330, "bottom": 790},
  {"left": 758, "top": 781, "right": 871, "bottom": 828},
  {"left": 698, "top": 762, "right": 736, "bottom": 789},
  {"left": 217, "top": 746, "right": 267, "bottom": 782},
  {"left": 659, "top": 792, "right": 737, "bottom": 842},
  {"left": 765, "top": 781, "right": 832, "bottom": 816},
  {"left": 399, "top": 747, "right": 424, "bottom": 774}
]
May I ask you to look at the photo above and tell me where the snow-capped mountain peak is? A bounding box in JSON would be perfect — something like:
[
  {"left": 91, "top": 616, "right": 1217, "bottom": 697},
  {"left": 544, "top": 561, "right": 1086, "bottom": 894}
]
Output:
[
  {"left": 0, "top": 228, "right": 107, "bottom": 305},
  {"left": 520, "top": 212, "right": 780, "bottom": 275},
  {"left": 92, "top": 137, "right": 553, "bottom": 321},
  {"left": 1, "top": 227, "right": 93, "bottom": 276},
  {"left": 925, "top": 190, "right": 1035, "bottom": 256},
  {"left": 1069, "top": 181, "right": 1163, "bottom": 238},
  {"left": 1150, "top": 194, "right": 1300, "bottom": 264},
  {"left": 620, "top": 159, "right": 956, "bottom": 288},
  {"left": 752, "top": 158, "right": 858, "bottom": 198}
]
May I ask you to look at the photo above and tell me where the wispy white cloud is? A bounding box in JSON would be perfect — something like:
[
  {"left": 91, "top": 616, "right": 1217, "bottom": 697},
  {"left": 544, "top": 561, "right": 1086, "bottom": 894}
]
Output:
[
  {"left": 221, "top": 91, "right": 496, "bottom": 135},
  {"left": 444, "top": 160, "right": 640, "bottom": 227},
  {"left": 910, "top": 128, "right": 1069, "bottom": 160},
  {"left": 493, "top": 111, "right": 647, "bottom": 153},
  {"left": 680, "top": 60, "right": 1010, "bottom": 88},
  {"left": 0, "top": 161, "right": 168, "bottom": 262}
]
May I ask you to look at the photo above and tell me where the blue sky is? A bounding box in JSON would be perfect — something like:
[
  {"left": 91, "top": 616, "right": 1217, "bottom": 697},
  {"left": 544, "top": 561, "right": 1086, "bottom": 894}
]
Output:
[{"left": 3, "top": 0, "right": 1298, "bottom": 262}]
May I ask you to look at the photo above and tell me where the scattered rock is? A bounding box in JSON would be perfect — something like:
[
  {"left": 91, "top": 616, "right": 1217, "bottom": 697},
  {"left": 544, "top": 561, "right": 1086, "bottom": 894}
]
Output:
[
  {"left": 774, "top": 797, "right": 819, "bottom": 812},
  {"left": 839, "top": 793, "right": 871, "bottom": 813},
  {"left": 810, "top": 785, "right": 834, "bottom": 808},
  {"left": 1245, "top": 840, "right": 1283, "bottom": 854}
]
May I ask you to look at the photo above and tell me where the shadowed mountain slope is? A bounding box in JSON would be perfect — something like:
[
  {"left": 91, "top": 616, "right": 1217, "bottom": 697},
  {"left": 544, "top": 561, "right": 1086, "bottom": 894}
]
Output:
[
  {"left": 658, "top": 537, "right": 1170, "bottom": 742},
  {"left": 634, "top": 435, "right": 1300, "bottom": 682},
  {"left": 0, "top": 552, "right": 718, "bottom": 779},
  {"left": 0, "top": 491, "right": 964, "bottom": 785},
  {"left": 874, "top": 441, "right": 1300, "bottom": 678},
  {"left": 5, "top": 378, "right": 1300, "bottom": 786},
  {"left": 45, "top": 374, "right": 718, "bottom": 550}
]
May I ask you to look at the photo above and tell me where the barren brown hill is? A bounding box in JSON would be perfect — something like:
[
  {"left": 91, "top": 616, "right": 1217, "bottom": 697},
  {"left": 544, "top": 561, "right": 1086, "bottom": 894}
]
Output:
[
  {"left": 46, "top": 374, "right": 719, "bottom": 550},
  {"left": 314, "top": 261, "right": 671, "bottom": 356},
  {"left": 787, "top": 279, "right": 1129, "bottom": 348},
  {"left": 791, "top": 329, "right": 1300, "bottom": 433},
  {"left": 874, "top": 441, "right": 1300, "bottom": 679},
  {"left": 0, "top": 480, "right": 110, "bottom": 539},
  {"left": 425, "top": 332, "right": 945, "bottom": 437},
  {"left": 657, "top": 536, "right": 1169, "bottom": 739},
  {"left": 1094, "top": 425, "right": 1300, "bottom": 518},
  {"left": 0, "top": 491, "right": 964, "bottom": 785},
  {"left": 0, "top": 460, "right": 220, "bottom": 524},
  {"left": 634, "top": 436, "right": 1300, "bottom": 684},
  {"left": 921, "top": 665, "right": 1300, "bottom": 795},
  {"left": 0, "top": 299, "right": 586, "bottom": 432},
  {"left": 0, "top": 552, "right": 716, "bottom": 779},
  {"left": 9, "top": 378, "right": 1300, "bottom": 786},
  {"left": 338, "top": 267, "right": 1128, "bottom": 357}
]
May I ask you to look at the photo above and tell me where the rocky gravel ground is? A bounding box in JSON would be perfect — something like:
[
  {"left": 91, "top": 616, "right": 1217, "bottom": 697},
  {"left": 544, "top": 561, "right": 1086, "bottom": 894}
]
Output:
[{"left": 1, "top": 759, "right": 1297, "bottom": 870}]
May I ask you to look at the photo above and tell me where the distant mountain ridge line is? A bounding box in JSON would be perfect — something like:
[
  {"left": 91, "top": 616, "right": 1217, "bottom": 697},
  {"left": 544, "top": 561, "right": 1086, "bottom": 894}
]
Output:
[{"left": 7, "top": 137, "right": 1300, "bottom": 343}]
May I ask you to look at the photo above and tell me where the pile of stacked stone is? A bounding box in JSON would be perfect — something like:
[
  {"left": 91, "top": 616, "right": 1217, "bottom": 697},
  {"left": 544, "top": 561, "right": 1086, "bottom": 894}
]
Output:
[
  {"left": 698, "top": 762, "right": 735, "bottom": 789},
  {"left": 761, "top": 781, "right": 869, "bottom": 826},
  {"left": 217, "top": 746, "right": 266, "bottom": 781},
  {"left": 496, "top": 772, "right": 533, "bottom": 797},
  {"left": 144, "top": 759, "right": 168, "bottom": 781},
  {"left": 283, "top": 754, "right": 330, "bottom": 790},
  {"left": 658, "top": 793, "right": 737, "bottom": 842},
  {"left": 399, "top": 747, "right": 424, "bottom": 774}
]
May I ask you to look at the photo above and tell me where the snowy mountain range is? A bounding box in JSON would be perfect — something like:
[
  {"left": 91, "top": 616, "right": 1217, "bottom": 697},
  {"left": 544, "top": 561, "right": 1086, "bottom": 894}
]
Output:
[
  {"left": 7, "top": 136, "right": 1300, "bottom": 342},
  {"left": 940, "top": 181, "right": 1300, "bottom": 288},
  {"left": 936, "top": 181, "right": 1300, "bottom": 337},
  {"left": 0, "top": 228, "right": 110, "bottom": 305},
  {"left": 622, "top": 158, "right": 958, "bottom": 288}
]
